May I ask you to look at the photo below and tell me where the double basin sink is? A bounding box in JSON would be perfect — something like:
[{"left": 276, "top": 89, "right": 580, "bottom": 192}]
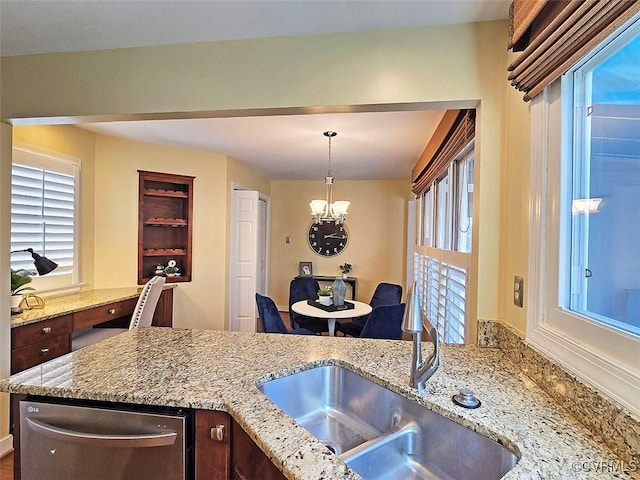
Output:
[{"left": 259, "top": 365, "right": 519, "bottom": 480}]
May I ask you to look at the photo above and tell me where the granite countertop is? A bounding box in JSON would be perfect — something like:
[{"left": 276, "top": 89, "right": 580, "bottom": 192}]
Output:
[
  {"left": 1, "top": 328, "right": 637, "bottom": 480},
  {"left": 11, "top": 286, "right": 176, "bottom": 329}
]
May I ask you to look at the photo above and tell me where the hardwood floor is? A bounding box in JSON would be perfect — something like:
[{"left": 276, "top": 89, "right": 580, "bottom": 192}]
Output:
[{"left": 1, "top": 451, "right": 13, "bottom": 480}]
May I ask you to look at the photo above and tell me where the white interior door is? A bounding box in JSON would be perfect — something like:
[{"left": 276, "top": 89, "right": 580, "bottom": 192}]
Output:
[{"left": 229, "top": 190, "right": 259, "bottom": 332}]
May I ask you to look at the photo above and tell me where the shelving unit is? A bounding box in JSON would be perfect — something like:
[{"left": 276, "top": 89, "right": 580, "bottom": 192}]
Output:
[{"left": 138, "top": 170, "right": 194, "bottom": 284}]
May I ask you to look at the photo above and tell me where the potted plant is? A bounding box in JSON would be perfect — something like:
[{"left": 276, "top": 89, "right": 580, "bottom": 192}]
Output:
[
  {"left": 317, "top": 286, "right": 333, "bottom": 306},
  {"left": 11, "top": 268, "right": 34, "bottom": 314},
  {"left": 339, "top": 263, "right": 352, "bottom": 279}
]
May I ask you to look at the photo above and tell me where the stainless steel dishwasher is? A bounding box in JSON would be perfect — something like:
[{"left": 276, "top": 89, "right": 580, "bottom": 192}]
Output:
[{"left": 20, "top": 398, "right": 194, "bottom": 480}]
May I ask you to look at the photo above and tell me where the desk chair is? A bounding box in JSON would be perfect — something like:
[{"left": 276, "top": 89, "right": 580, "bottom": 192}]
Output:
[
  {"left": 359, "top": 303, "right": 406, "bottom": 340},
  {"left": 256, "top": 293, "right": 315, "bottom": 335},
  {"left": 336, "top": 282, "right": 402, "bottom": 337},
  {"left": 72, "top": 276, "right": 166, "bottom": 350}
]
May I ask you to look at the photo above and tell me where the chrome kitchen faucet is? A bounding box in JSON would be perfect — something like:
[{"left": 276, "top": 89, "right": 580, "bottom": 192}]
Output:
[{"left": 401, "top": 282, "right": 440, "bottom": 392}]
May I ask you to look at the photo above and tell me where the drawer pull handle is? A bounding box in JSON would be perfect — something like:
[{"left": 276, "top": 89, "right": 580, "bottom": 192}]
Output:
[
  {"left": 108, "top": 309, "right": 116, "bottom": 315},
  {"left": 210, "top": 425, "right": 225, "bottom": 441},
  {"left": 42, "top": 327, "right": 52, "bottom": 334},
  {"left": 40, "top": 348, "right": 50, "bottom": 355}
]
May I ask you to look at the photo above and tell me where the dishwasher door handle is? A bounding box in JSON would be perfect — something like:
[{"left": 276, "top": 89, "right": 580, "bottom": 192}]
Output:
[{"left": 26, "top": 417, "right": 178, "bottom": 448}]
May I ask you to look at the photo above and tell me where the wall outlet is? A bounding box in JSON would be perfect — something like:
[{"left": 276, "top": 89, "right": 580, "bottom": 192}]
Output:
[
  {"left": 285, "top": 236, "right": 292, "bottom": 244},
  {"left": 513, "top": 276, "right": 524, "bottom": 308}
]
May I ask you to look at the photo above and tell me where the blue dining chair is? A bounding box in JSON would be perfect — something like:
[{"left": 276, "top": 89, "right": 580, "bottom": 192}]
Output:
[
  {"left": 336, "top": 282, "right": 403, "bottom": 337},
  {"left": 359, "top": 303, "right": 406, "bottom": 340},
  {"left": 288, "top": 277, "right": 328, "bottom": 334},
  {"left": 256, "top": 293, "right": 315, "bottom": 335}
]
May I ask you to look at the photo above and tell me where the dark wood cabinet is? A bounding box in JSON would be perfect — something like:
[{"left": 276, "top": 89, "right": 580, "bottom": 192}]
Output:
[
  {"left": 138, "top": 170, "right": 194, "bottom": 284},
  {"left": 153, "top": 286, "right": 174, "bottom": 327},
  {"left": 231, "top": 419, "right": 286, "bottom": 480},
  {"left": 10, "top": 315, "right": 73, "bottom": 373},
  {"left": 193, "top": 413, "right": 286, "bottom": 480},
  {"left": 195, "top": 410, "right": 231, "bottom": 480}
]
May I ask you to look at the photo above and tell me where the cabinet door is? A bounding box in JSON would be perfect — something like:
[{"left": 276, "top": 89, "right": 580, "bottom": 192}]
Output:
[
  {"left": 231, "top": 419, "right": 286, "bottom": 480},
  {"left": 196, "top": 410, "right": 230, "bottom": 480},
  {"left": 152, "top": 288, "right": 174, "bottom": 327}
]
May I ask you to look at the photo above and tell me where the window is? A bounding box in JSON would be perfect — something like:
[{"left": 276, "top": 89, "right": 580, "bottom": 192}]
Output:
[
  {"left": 415, "top": 141, "right": 474, "bottom": 344},
  {"left": 419, "top": 143, "right": 474, "bottom": 252},
  {"left": 11, "top": 146, "right": 80, "bottom": 292},
  {"left": 455, "top": 151, "right": 474, "bottom": 253},
  {"left": 529, "top": 17, "right": 640, "bottom": 414},
  {"left": 568, "top": 33, "right": 640, "bottom": 336},
  {"left": 434, "top": 175, "right": 449, "bottom": 249}
]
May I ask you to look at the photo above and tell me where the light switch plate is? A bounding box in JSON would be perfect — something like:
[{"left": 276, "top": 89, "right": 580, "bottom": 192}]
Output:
[{"left": 514, "top": 276, "right": 524, "bottom": 308}]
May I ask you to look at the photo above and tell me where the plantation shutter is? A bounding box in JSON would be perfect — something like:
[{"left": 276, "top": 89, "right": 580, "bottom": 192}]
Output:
[{"left": 11, "top": 149, "right": 78, "bottom": 280}]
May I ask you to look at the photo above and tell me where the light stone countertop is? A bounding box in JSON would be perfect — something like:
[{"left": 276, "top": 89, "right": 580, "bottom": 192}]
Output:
[
  {"left": 1, "top": 328, "right": 637, "bottom": 480},
  {"left": 10, "top": 286, "right": 176, "bottom": 329}
]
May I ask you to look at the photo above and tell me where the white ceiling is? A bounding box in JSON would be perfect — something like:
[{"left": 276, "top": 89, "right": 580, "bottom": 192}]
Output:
[
  {"left": 81, "top": 110, "right": 448, "bottom": 180},
  {"left": 1, "top": 0, "right": 509, "bottom": 180}
]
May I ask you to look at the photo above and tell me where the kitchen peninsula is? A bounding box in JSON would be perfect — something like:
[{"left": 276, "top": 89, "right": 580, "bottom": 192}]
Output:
[{"left": 1, "top": 328, "right": 638, "bottom": 480}]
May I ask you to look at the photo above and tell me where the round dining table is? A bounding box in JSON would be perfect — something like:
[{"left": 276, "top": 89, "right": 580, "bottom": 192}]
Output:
[{"left": 291, "top": 300, "right": 373, "bottom": 337}]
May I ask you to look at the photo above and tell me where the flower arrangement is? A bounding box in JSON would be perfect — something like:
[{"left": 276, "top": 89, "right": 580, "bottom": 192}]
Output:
[{"left": 339, "top": 263, "right": 352, "bottom": 275}]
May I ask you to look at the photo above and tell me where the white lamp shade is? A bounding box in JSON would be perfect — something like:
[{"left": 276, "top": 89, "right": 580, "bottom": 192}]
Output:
[
  {"left": 331, "top": 201, "right": 350, "bottom": 216},
  {"left": 309, "top": 200, "right": 327, "bottom": 215}
]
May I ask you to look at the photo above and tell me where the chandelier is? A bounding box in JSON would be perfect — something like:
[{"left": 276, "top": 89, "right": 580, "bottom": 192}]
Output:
[{"left": 309, "top": 131, "right": 350, "bottom": 224}]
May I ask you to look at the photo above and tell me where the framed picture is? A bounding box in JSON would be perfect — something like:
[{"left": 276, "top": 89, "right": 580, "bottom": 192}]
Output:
[{"left": 299, "top": 261, "right": 313, "bottom": 277}]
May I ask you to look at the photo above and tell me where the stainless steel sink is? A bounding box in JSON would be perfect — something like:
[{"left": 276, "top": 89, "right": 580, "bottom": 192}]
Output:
[{"left": 258, "top": 365, "right": 519, "bottom": 480}]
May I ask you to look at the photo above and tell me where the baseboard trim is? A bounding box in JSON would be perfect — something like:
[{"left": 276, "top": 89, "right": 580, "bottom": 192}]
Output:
[{"left": 0, "top": 434, "right": 13, "bottom": 458}]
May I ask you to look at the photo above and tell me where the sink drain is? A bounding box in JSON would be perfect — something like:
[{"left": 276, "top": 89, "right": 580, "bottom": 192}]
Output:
[{"left": 321, "top": 441, "right": 340, "bottom": 455}]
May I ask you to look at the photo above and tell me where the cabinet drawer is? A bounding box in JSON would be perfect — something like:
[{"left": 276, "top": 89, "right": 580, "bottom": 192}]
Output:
[
  {"left": 11, "top": 334, "right": 70, "bottom": 373},
  {"left": 73, "top": 298, "right": 138, "bottom": 330},
  {"left": 11, "top": 314, "right": 73, "bottom": 350}
]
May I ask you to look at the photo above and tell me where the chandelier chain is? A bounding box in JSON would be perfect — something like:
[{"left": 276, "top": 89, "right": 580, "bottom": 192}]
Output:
[{"left": 327, "top": 133, "right": 333, "bottom": 176}]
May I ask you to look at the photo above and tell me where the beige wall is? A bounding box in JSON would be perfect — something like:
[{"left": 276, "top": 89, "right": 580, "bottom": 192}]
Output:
[
  {"left": 500, "top": 73, "right": 533, "bottom": 332},
  {"left": 93, "top": 134, "right": 230, "bottom": 330},
  {"left": 0, "top": 123, "right": 12, "bottom": 444},
  {"left": 269, "top": 180, "right": 410, "bottom": 307},
  {"left": 3, "top": 23, "right": 499, "bottom": 121},
  {"left": 12, "top": 125, "right": 97, "bottom": 288}
]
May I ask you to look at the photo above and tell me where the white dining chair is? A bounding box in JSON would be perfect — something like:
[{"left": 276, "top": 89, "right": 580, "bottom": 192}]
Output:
[{"left": 72, "top": 275, "right": 166, "bottom": 350}]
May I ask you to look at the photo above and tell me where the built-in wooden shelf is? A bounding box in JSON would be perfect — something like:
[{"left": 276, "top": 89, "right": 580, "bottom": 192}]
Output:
[
  {"left": 144, "top": 188, "right": 189, "bottom": 198},
  {"left": 144, "top": 218, "right": 188, "bottom": 227},
  {"left": 143, "top": 248, "right": 187, "bottom": 256},
  {"left": 138, "top": 171, "right": 194, "bottom": 284}
]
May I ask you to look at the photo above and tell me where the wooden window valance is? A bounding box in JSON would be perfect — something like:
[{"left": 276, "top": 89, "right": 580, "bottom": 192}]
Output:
[
  {"left": 508, "top": 0, "right": 640, "bottom": 101},
  {"left": 411, "top": 110, "right": 475, "bottom": 195}
]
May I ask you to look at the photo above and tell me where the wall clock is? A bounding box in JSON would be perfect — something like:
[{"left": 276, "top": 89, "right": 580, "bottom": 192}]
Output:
[{"left": 308, "top": 222, "right": 349, "bottom": 257}]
